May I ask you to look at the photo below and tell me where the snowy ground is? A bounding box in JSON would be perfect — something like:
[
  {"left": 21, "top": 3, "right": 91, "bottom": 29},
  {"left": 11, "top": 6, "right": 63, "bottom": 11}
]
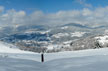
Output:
[{"left": 1, "top": 41, "right": 108, "bottom": 71}]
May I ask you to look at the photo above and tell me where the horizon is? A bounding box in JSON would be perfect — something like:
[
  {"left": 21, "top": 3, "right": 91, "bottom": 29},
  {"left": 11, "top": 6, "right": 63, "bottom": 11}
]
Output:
[{"left": 0, "top": 0, "right": 107, "bottom": 27}]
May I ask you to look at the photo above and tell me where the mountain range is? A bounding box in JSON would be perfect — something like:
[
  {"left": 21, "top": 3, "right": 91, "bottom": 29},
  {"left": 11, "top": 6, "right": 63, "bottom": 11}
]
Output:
[{"left": 0, "top": 23, "right": 108, "bottom": 53}]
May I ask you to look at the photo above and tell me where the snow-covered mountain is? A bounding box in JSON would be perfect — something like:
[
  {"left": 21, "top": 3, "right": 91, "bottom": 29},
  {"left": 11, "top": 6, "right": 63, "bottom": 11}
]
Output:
[
  {"left": 0, "top": 30, "right": 108, "bottom": 71},
  {"left": 0, "top": 23, "right": 107, "bottom": 53}
]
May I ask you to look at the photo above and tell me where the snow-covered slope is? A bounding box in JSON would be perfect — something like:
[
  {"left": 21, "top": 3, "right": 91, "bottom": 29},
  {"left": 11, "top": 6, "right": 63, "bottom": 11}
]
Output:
[
  {"left": 1, "top": 40, "right": 108, "bottom": 71},
  {"left": 1, "top": 44, "right": 108, "bottom": 71},
  {"left": 0, "top": 41, "right": 34, "bottom": 54}
]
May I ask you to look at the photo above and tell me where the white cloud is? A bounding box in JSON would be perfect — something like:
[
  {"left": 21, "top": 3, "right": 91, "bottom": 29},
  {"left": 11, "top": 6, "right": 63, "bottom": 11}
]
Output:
[
  {"left": 0, "top": 6, "right": 108, "bottom": 28},
  {"left": 82, "top": 8, "right": 92, "bottom": 16},
  {"left": 43, "top": 6, "right": 108, "bottom": 27}
]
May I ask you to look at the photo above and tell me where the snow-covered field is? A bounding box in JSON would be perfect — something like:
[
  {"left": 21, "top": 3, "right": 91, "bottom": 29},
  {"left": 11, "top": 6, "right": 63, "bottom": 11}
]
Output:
[
  {"left": 71, "top": 32, "right": 86, "bottom": 37},
  {"left": 1, "top": 41, "right": 108, "bottom": 71}
]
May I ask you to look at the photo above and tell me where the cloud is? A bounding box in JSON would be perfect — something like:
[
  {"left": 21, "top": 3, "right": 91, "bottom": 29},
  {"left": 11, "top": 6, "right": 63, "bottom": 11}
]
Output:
[
  {"left": 76, "top": 0, "right": 92, "bottom": 8},
  {"left": 1, "top": 5, "right": 108, "bottom": 28},
  {"left": 0, "top": 6, "right": 4, "bottom": 12},
  {"left": 38, "top": 6, "right": 108, "bottom": 27},
  {"left": 0, "top": 9, "right": 26, "bottom": 27}
]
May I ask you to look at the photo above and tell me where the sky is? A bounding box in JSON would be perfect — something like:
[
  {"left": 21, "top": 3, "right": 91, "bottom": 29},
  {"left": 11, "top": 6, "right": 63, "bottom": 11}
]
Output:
[
  {"left": 0, "top": 0, "right": 108, "bottom": 27},
  {"left": 0, "top": 0, "right": 108, "bottom": 13}
]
